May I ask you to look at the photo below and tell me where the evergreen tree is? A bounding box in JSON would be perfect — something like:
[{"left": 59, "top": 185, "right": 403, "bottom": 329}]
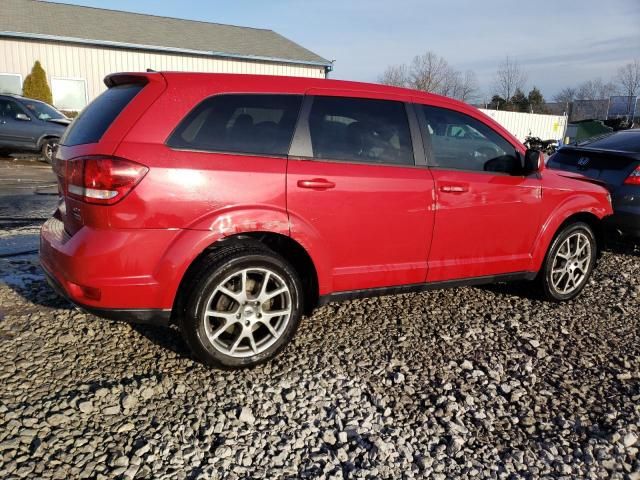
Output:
[
  {"left": 22, "top": 61, "right": 53, "bottom": 105},
  {"left": 488, "top": 95, "right": 507, "bottom": 110},
  {"left": 510, "top": 88, "right": 529, "bottom": 112},
  {"left": 527, "top": 87, "right": 546, "bottom": 113}
]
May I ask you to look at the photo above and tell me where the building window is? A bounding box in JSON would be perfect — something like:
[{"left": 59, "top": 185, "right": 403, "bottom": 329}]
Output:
[
  {"left": 52, "top": 78, "right": 88, "bottom": 111},
  {"left": 0, "top": 74, "right": 22, "bottom": 95}
]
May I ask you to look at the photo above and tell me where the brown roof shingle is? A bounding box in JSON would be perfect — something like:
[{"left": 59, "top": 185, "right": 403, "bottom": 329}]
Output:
[{"left": 0, "top": 0, "right": 331, "bottom": 67}]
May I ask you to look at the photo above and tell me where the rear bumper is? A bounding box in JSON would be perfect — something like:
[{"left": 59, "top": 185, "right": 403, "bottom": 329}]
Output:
[
  {"left": 39, "top": 216, "right": 178, "bottom": 324},
  {"left": 42, "top": 266, "right": 170, "bottom": 325}
]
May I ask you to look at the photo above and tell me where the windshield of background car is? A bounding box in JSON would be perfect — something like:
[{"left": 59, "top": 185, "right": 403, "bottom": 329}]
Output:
[{"left": 20, "top": 100, "right": 66, "bottom": 120}]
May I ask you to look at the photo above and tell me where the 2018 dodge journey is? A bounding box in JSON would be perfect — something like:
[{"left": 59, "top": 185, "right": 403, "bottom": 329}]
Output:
[{"left": 40, "top": 72, "right": 613, "bottom": 368}]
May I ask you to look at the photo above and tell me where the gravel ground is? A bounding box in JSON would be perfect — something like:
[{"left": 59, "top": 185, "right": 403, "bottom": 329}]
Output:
[{"left": 0, "top": 238, "right": 639, "bottom": 479}]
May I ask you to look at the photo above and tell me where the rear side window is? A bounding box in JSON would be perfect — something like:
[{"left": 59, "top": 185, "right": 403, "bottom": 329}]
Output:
[
  {"left": 308, "top": 96, "right": 414, "bottom": 166},
  {"left": 62, "top": 84, "right": 143, "bottom": 146},
  {"left": 167, "top": 94, "right": 302, "bottom": 156}
]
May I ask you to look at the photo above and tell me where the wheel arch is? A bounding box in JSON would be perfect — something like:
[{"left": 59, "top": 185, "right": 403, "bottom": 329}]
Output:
[
  {"left": 37, "top": 134, "right": 61, "bottom": 149},
  {"left": 557, "top": 212, "right": 604, "bottom": 255},
  {"left": 532, "top": 209, "right": 605, "bottom": 271},
  {"left": 171, "top": 232, "right": 320, "bottom": 325}
]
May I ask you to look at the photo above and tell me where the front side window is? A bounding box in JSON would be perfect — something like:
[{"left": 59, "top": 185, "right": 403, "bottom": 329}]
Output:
[
  {"left": 308, "top": 96, "right": 414, "bottom": 166},
  {"left": 0, "top": 99, "right": 26, "bottom": 120},
  {"left": 419, "top": 105, "right": 521, "bottom": 174},
  {"left": 168, "top": 94, "right": 302, "bottom": 156}
]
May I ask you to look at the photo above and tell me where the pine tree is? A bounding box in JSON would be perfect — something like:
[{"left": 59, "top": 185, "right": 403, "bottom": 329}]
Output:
[
  {"left": 510, "top": 88, "right": 530, "bottom": 112},
  {"left": 22, "top": 61, "right": 53, "bottom": 105},
  {"left": 488, "top": 95, "right": 507, "bottom": 110},
  {"left": 527, "top": 87, "right": 546, "bottom": 113}
]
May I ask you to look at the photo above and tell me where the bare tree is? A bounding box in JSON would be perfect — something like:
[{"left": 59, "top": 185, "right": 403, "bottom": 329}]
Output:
[
  {"left": 553, "top": 87, "right": 576, "bottom": 105},
  {"left": 378, "top": 64, "right": 410, "bottom": 88},
  {"left": 575, "top": 80, "right": 596, "bottom": 101},
  {"left": 378, "top": 51, "right": 478, "bottom": 102},
  {"left": 493, "top": 56, "right": 527, "bottom": 102},
  {"left": 378, "top": 52, "right": 449, "bottom": 93},
  {"left": 409, "top": 51, "right": 451, "bottom": 93},
  {"left": 456, "top": 70, "right": 479, "bottom": 102},
  {"left": 438, "top": 68, "right": 461, "bottom": 98},
  {"left": 576, "top": 78, "right": 618, "bottom": 100},
  {"left": 616, "top": 59, "right": 640, "bottom": 98}
]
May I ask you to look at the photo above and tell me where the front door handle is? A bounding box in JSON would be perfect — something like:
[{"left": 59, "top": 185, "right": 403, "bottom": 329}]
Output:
[
  {"left": 297, "top": 178, "right": 336, "bottom": 190},
  {"left": 439, "top": 184, "right": 469, "bottom": 193}
]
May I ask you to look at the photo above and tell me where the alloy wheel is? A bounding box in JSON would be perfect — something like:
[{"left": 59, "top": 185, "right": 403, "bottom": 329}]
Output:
[
  {"left": 550, "top": 231, "right": 592, "bottom": 295},
  {"left": 202, "top": 267, "right": 292, "bottom": 358}
]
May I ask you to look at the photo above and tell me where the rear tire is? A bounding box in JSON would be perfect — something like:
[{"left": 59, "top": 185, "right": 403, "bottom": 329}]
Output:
[
  {"left": 538, "top": 222, "right": 597, "bottom": 301},
  {"left": 41, "top": 138, "right": 58, "bottom": 164},
  {"left": 179, "top": 242, "right": 304, "bottom": 368}
]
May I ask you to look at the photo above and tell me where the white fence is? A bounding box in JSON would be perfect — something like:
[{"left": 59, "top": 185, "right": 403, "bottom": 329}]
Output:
[{"left": 479, "top": 109, "right": 567, "bottom": 143}]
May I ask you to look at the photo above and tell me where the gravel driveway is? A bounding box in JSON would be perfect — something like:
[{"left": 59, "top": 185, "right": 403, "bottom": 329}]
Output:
[{"left": 0, "top": 238, "right": 638, "bottom": 479}]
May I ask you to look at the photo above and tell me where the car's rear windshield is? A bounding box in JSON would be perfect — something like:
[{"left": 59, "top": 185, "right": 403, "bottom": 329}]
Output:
[
  {"left": 61, "top": 84, "right": 143, "bottom": 146},
  {"left": 576, "top": 131, "right": 640, "bottom": 153},
  {"left": 549, "top": 148, "right": 637, "bottom": 171}
]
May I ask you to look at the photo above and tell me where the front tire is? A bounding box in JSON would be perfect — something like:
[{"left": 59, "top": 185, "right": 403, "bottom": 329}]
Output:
[
  {"left": 539, "top": 222, "right": 597, "bottom": 301},
  {"left": 179, "top": 243, "right": 304, "bottom": 368}
]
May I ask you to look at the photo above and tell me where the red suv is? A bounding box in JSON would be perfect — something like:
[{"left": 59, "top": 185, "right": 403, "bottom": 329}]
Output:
[{"left": 41, "top": 72, "right": 612, "bottom": 368}]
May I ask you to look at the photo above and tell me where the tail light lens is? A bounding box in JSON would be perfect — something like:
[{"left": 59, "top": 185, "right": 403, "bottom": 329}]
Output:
[
  {"left": 64, "top": 157, "right": 148, "bottom": 205},
  {"left": 624, "top": 165, "right": 640, "bottom": 186}
]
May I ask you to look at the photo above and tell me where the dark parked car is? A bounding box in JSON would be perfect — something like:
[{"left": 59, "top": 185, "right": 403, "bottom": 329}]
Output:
[
  {"left": 0, "top": 94, "right": 70, "bottom": 163},
  {"left": 547, "top": 129, "right": 640, "bottom": 241}
]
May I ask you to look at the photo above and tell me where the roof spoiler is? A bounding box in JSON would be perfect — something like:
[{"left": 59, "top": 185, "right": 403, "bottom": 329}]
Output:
[{"left": 104, "top": 72, "right": 165, "bottom": 88}]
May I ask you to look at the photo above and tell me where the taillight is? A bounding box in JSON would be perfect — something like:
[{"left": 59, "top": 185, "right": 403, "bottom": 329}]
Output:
[
  {"left": 624, "top": 165, "right": 640, "bottom": 186},
  {"left": 65, "top": 157, "right": 148, "bottom": 205}
]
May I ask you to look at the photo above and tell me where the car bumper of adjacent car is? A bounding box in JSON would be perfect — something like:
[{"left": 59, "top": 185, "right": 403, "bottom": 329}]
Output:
[
  {"left": 39, "top": 216, "right": 174, "bottom": 325},
  {"left": 604, "top": 206, "right": 640, "bottom": 240}
]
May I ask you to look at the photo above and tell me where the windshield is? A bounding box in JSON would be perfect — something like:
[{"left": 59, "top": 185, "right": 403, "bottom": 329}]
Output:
[{"left": 20, "top": 99, "right": 66, "bottom": 120}]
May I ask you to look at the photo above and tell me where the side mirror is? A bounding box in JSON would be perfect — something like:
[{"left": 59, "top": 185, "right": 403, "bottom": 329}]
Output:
[
  {"left": 523, "top": 148, "right": 541, "bottom": 174},
  {"left": 15, "top": 113, "right": 31, "bottom": 121}
]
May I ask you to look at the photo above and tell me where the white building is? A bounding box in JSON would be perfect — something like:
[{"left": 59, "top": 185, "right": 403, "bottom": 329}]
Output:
[{"left": 0, "top": 0, "right": 331, "bottom": 111}]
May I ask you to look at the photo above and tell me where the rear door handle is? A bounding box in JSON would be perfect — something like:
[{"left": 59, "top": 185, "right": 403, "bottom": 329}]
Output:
[
  {"left": 297, "top": 178, "right": 336, "bottom": 190},
  {"left": 439, "top": 184, "right": 469, "bottom": 193}
]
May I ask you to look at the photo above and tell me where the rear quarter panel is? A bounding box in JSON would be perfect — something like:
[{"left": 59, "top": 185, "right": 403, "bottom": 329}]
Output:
[{"left": 111, "top": 74, "right": 302, "bottom": 307}]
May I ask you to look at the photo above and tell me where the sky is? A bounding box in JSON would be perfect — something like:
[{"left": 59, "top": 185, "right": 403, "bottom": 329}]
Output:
[{"left": 47, "top": 0, "right": 640, "bottom": 100}]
